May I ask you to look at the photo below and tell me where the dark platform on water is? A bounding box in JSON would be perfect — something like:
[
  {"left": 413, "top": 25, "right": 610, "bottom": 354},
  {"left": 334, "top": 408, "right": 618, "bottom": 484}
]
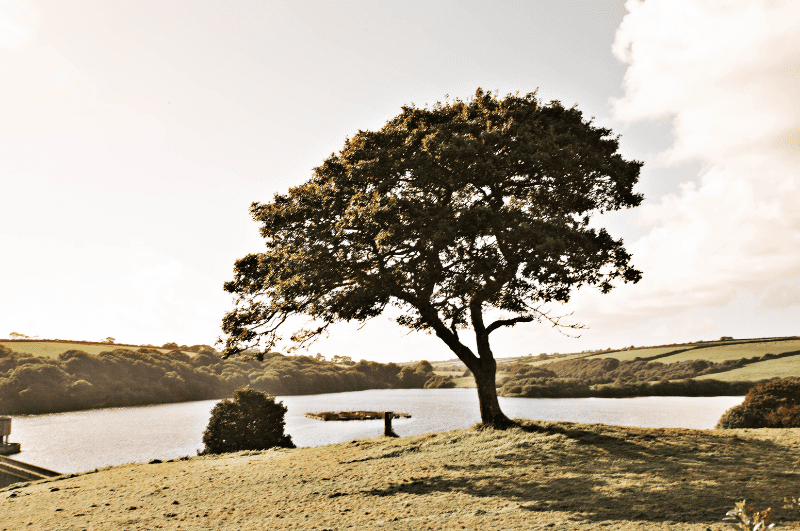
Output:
[
  {"left": 0, "top": 443, "right": 21, "bottom": 456},
  {"left": 305, "top": 411, "right": 411, "bottom": 421}
]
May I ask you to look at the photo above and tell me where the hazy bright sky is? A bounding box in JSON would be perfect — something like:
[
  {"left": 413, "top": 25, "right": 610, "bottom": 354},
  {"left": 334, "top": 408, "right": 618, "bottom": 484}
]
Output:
[{"left": 1, "top": 0, "right": 798, "bottom": 362}]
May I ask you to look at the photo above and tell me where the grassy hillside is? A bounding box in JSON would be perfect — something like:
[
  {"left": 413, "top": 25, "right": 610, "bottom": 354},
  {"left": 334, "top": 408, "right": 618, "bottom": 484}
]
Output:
[
  {"left": 0, "top": 340, "right": 198, "bottom": 358},
  {"left": 583, "top": 346, "right": 687, "bottom": 362},
  {"left": 694, "top": 355, "right": 800, "bottom": 381},
  {"left": 657, "top": 339, "right": 800, "bottom": 364},
  {"left": 434, "top": 337, "right": 800, "bottom": 393},
  {"left": 2, "top": 422, "right": 799, "bottom": 530}
]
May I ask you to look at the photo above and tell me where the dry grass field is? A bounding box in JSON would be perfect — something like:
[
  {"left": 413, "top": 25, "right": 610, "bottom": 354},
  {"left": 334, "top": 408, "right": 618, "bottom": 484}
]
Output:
[{"left": 2, "top": 421, "right": 799, "bottom": 530}]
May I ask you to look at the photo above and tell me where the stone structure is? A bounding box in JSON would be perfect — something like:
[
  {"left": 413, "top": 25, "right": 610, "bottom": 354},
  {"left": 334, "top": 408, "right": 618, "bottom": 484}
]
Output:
[
  {"left": 0, "top": 417, "right": 60, "bottom": 486},
  {"left": 0, "top": 416, "right": 10, "bottom": 445},
  {"left": 0, "top": 416, "right": 21, "bottom": 456},
  {"left": 0, "top": 456, "right": 61, "bottom": 488}
]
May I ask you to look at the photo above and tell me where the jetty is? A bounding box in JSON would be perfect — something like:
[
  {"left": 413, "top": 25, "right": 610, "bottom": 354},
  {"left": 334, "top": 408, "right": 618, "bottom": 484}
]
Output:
[{"left": 305, "top": 411, "right": 411, "bottom": 421}]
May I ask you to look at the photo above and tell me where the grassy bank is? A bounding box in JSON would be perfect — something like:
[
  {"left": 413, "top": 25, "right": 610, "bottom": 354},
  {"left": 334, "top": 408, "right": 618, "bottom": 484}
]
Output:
[{"left": 2, "top": 421, "right": 799, "bottom": 530}]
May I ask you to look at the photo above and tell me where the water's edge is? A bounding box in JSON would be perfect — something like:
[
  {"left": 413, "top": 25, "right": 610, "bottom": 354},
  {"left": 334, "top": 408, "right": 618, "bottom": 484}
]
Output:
[{"left": 10, "top": 389, "right": 743, "bottom": 474}]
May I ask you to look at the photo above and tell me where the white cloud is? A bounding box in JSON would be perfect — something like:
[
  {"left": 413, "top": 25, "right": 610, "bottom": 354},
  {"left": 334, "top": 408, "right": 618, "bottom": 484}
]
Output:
[
  {"left": 584, "top": 0, "right": 800, "bottom": 332},
  {"left": 760, "top": 282, "right": 800, "bottom": 310},
  {"left": 0, "top": 0, "right": 37, "bottom": 48}
]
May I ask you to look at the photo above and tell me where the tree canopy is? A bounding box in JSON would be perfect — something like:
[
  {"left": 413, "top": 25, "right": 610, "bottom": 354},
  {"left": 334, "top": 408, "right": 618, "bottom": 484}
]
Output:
[{"left": 222, "top": 89, "right": 643, "bottom": 426}]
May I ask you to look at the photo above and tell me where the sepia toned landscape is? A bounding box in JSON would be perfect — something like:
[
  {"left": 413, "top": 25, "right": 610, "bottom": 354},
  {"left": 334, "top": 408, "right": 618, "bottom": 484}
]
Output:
[{"left": 3, "top": 1, "right": 800, "bottom": 529}]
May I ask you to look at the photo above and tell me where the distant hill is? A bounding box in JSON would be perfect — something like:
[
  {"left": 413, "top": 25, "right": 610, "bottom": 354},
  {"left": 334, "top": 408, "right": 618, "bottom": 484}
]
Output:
[
  {"left": 424, "top": 336, "right": 800, "bottom": 390},
  {"left": 495, "top": 336, "right": 800, "bottom": 398},
  {"left": 0, "top": 339, "right": 207, "bottom": 358}
]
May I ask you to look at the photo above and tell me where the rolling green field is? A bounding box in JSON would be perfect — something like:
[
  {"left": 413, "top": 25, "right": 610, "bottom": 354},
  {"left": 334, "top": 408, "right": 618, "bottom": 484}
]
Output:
[
  {"left": 694, "top": 355, "right": 800, "bottom": 381},
  {"left": 523, "top": 353, "right": 592, "bottom": 366},
  {"left": 0, "top": 340, "right": 197, "bottom": 358},
  {"left": 434, "top": 337, "right": 800, "bottom": 388},
  {"left": 656, "top": 339, "right": 800, "bottom": 364},
  {"left": 582, "top": 346, "right": 688, "bottom": 362}
]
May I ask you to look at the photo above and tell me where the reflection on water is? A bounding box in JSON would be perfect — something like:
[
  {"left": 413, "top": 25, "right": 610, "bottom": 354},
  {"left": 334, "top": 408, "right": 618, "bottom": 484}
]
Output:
[{"left": 9, "top": 389, "right": 743, "bottom": 474}]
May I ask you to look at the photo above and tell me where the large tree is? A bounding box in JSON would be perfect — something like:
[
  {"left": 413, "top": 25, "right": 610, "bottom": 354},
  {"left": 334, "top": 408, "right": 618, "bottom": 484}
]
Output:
[{"left": 221, "top": 89, "right": 643, "bottom": 427}]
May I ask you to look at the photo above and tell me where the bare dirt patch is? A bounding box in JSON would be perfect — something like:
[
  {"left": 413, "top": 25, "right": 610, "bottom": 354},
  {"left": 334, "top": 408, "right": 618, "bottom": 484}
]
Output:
[{"left": 2, "top": 421, "right": 799, "bottom": 530}]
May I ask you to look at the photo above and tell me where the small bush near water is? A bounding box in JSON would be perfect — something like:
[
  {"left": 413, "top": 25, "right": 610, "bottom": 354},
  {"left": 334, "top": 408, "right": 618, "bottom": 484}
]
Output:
[
  {"left": 201, "top": 388, "right": 294, "bottom": 454},
  {"left": 717, "top": 378, "right": 800, "bottom": 428}
]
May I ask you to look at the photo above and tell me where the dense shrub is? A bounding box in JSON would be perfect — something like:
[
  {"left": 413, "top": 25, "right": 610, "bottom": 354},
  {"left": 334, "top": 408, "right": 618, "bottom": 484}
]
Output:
[
  {"left": 423, "top": 374, "right": 456, "bottom": 389},
  {"left": 716, "top": 378, "right": 800, "bottom": 428},
  {"left": 200, "top": 388, "right": 294, "bottom": 454}
]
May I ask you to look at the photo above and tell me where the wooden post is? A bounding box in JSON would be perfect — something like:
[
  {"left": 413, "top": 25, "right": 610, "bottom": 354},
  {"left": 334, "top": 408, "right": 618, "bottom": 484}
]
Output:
[{"left": 384, "top": 411, "right": 396, "bottom": 437}]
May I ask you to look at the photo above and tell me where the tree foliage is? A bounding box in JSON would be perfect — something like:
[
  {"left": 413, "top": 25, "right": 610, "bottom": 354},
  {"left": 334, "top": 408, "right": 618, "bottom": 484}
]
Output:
[
  {"left": 201, "top": 388, "right": 294, "bottom": 454},
  {"left": 717, "top": 378, "right": 800, "bottom": 428},
  {"left": 221, "top": 89, "right": 643, "bottom": 426}
]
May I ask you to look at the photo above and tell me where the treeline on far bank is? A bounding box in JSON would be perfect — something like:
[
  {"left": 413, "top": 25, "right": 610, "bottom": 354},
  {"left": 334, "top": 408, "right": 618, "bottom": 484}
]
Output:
[
  {"left": 0, "top": 345, "right": 453, "bottom": 415},
  {"left": 495, "top": 354, "right": 794, "bottom": 398}
]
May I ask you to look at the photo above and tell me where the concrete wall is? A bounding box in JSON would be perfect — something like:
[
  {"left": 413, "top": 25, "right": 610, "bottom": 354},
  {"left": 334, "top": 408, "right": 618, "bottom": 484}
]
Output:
[{"left": 0, "top": 456, "right": 61, "bottom": 488}]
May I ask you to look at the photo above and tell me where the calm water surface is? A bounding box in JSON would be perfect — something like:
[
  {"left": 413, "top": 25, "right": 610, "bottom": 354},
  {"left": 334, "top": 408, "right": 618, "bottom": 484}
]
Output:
[{"left": 9, "top": 389, "right": 743, "bottom": 474}]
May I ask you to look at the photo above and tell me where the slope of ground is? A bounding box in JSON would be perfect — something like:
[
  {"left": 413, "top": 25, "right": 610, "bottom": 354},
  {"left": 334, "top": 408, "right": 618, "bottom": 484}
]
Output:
[{"left": 2, "top": 422, "right": 799, "bottom": 530}]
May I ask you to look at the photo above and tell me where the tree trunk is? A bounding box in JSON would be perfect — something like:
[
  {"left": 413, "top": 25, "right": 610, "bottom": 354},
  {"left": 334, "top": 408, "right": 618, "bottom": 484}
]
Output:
[
  {"left": 423, "top": 304, "right": 513, "bottom": 428},
  {"left": 471, "top": 359, "right": 514, "bottom": 429}
]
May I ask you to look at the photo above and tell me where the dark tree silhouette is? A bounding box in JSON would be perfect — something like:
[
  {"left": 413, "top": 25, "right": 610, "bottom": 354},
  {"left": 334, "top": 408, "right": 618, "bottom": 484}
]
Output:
[
  {"left": 221, "top": 89, "right": 643, "bottom": 427},
  {"left": 201, "top": 388, "right": 294, "bottom": 454}
]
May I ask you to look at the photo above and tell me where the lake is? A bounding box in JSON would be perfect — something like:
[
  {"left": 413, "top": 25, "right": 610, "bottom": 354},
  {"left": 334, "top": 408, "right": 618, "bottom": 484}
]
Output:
[{"left": 8, "top": 389, "right": 743, "bottom": 474}]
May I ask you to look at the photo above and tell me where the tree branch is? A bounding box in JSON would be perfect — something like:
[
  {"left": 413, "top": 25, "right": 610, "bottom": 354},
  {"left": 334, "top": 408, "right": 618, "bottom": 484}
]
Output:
[
  {"left": 485, "top": 308, "right": 586, "bottom": 337},
  {"left": 485, "top": 315, "right": 535, "bottom": 334}
]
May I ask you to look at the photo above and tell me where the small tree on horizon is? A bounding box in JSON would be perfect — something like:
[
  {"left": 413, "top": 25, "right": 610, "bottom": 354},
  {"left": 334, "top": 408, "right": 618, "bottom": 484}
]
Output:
[{"left": 221, "top": 89, "right": 643, "bottom": 427}]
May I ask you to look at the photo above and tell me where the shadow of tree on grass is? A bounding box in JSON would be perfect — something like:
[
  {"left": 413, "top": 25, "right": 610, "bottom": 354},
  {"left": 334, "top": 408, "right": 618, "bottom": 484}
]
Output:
[{"left": 357, "top": 423, "right": 799, "bottom": 526}]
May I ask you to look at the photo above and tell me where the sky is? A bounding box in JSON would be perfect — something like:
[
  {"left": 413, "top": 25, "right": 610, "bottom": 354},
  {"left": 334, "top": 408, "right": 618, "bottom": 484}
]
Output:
[{"left": 1, "top": 0, "right": 798, "bottom": 362}]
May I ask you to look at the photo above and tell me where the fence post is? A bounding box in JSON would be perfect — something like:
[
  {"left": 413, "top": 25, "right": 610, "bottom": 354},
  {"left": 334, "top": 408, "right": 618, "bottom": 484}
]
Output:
[{"left": 384, "top": 411, "right": 397, "bottom": 437}]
